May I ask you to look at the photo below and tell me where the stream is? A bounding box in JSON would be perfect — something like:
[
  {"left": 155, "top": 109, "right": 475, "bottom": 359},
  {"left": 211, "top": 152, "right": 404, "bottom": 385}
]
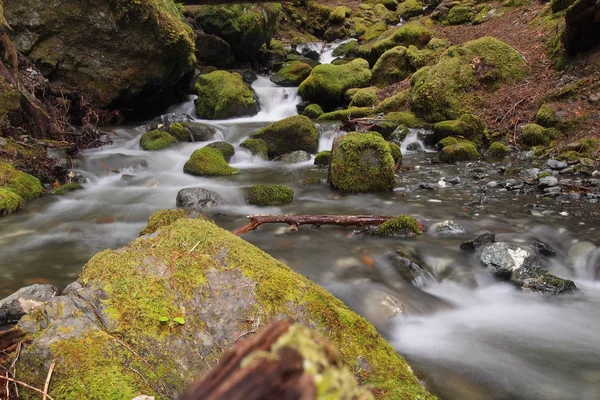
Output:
[{"left": 2, "top": 47, "right": 600, "bottom": 400}]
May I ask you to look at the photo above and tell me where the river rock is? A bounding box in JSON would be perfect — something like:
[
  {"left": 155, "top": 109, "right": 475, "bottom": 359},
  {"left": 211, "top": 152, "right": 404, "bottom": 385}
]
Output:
[
  {"left": 0, "top": 284, "right": 58, "bottom": 324},
  {"left": 250, "top": 116, "right": 319, "bottom": 157},
  {"left": 385, "top": 251, "right": 435, "bottom": 286},
  {"left": 176, "top": 188, "right": 225, "bottom": 210},
  {"left": 539, "top": 176, "right": 558, "bottom": 189},
  {"left": 147, "top": 113, "right": 193, "bottom": 132},
  {"left": 194, "top": 32, "right": 233, "bottom": 68},
  {"left": 194, "top": 70, "right": 260, "bottom": 119},
  {"left": 279, "top": 150, "right": 312, "bottom": 163},
  {"left": 547, "top": 159, "right": 568, "bottom": 170},
  {"left": 460, "top": 232, "right": 496, "bottom": 252},
  {"left": 479, "top": 242, "right": 537, "bottom": 278},
  {"left": 510, "top": 265, "right": 576, "bottom": 295},
  {"left": 13, "top": 213, "right": 430, "bottom": 399},
  {"left": 430, "top": 220, "right": 466, "bottom": 236}
]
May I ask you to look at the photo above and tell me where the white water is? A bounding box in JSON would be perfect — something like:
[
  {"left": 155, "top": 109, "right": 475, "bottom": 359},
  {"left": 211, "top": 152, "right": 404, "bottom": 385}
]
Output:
[
  {"left": 296, "top": 39, "right": 357, "bottom": 64},
  {"left": 401, "top": 128, "right": 437, "bottom": 153}
]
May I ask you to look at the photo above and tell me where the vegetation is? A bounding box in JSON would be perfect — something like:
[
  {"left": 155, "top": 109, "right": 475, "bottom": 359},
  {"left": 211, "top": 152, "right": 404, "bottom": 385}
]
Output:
[
  {"left": 246, "top": 184, "right": 294, "bottom": 206},
  {"left": 183, "top": 147, "right": 240, "bottom": 177}
]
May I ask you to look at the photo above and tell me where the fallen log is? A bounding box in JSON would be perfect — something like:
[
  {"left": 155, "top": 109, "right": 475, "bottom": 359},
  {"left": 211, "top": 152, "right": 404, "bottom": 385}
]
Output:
[{"left": 232, "top": 214, "right": 399, "bottom": 235}]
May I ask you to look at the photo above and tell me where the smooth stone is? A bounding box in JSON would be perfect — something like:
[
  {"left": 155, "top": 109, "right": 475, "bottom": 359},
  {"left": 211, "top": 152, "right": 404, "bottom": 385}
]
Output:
[
  {"left": 539, "top": 176, "right": 558, "bottom": 189},
  {"left": 547, "top": 159, "right": 568, "bottom": 170},
  {"left": 480, "top": 242, "right": 537, "bottom": 279},
  {"left": 147, "top": 113, "right": 193, "bottom": 131},
  {"left": 176, "top": 188, "right": 225, "bottom": 210}
]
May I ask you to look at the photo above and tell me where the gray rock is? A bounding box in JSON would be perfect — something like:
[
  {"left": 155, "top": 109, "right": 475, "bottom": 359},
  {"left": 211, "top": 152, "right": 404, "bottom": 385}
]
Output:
[
  {"left": 510, "top": 265, "right": 576, "bottom": 295},
  {"left": 176, "top": 188, "right": 225, "bottom": 210},
  {"left": 120, "top": 174, "right": 136, "bottom": 182},
  {"left": 521, "top": 168, "right": 540, "bottom": 180},
  {"left": 147, "top": 113, "right": 193, "bottom": 132},
  {"left": 67, "top": 170, "right": 87, "bottom": 184},
  {"left": 547, "top": 159, "right": 568, "bottom": 170},
  {"left": 419, "top": 183, "right": 436, "bottom": 190},
  {"left": 385, "top": 251, "right": 435, "bottom": 286},
  {"left": 447, "top": 177, "right": 461, "bottom": 185},
  {"left": 480, "top": 243, "right": 537, "bottom": 278},
  {"left": 539, "top": 176, "right": 558, "bottom": 189},
  {"left": 406, "top": 142, "right": 424, "bottom": 152},
  {"left": 430, "top": 220, "right": 466, "bottom": 236},
  {"left": 278, "top": 150, "right": 312, "bottom": 163},
  {"left": 47, "top": 147, "right": 69, "bottom": 171},
  {"left": 0, "top": 284, "right": 58, "bottom": 324},
  {"left": 544, "top": 186, "right": 562, "bottom": 194},
  {"left": 181, "top": 122, "right": 221, "bottom": 142},
  {"left": 486, "top": 180, "right": 499, "bottom": 189},
  {"left": 460, "top": 232, "right": 495, "bottom": 252},
  {"left": 518, "top": 150, "right": 535, "bottom": 161}
]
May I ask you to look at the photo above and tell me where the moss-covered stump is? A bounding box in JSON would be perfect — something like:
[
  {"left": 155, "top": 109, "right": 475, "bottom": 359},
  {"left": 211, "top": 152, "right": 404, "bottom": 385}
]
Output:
[
  {"left": 12, "top": 213, "right": 434, "bottom": 399},
  {"left": 329, "top": 132, "right": 396, "bottom": 193},
  {"left": 358, "top": 23, "right": 434, "bottom": 66},
  {"left": 374, "top": 215, "right": 423, "bottom": 236},
  {"left": 193, "top": 4, "right": 280, "bottom": 62},
  {"left": 439, "top": 142, "right": 480, "bottom": 163},
  {"left": 183, "top": 147, "right": 240, "bottom": 177},
  {"left": 194, "top": 71, "right": 260, "bottom": 120},
  {"left": 246, "top": 184, "right": 294, "bottom": 206},
  {"left": 206, "top": 142, "right": 235, "bottom": 163},
  {"left": 240, "top": 138, "right": 269, "bottom": 159},
  {"left": 522, "top": 124, "right": 558, "bottom": 147},
  {"left": 372, "top": 46, "right": 411, "bottom": 87},
  {"left": 4, "top": 0, "right": 195, "bottom": 109},
  {"left": 270, "top": 61, "right": 313, "bottom": 87},
  {"left": 298, "top": 59, "right": 372, "bottom": 110},
  {"left": 140, "top": 130, "right": 177, "bottom": 151},
  {"left": 250, "top": 115, "right": 319, "bottom": 158},
  {"left": 314, "top": 150, "right": 332, "bottom": 167},
  {"left": 302, "top": 103, "right": 324, "bottom": 119},
  {"left": 52, "top": 183, "right": 84, "bottom": 195},
  {"left": 411, "top": 37, "right": 529, "bottom": 122},
  {"left": 0, "top": 162, "right": 43, "bottom": 202}
]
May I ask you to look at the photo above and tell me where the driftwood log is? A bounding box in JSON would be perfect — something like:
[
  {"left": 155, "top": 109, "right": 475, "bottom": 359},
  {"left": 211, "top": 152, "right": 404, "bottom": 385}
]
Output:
[
  {"left": 181, "top": 320, "right": 316, "bottom": 400},
  {"left": 232, "top": 214, "right": 400, "bottom": 235}
]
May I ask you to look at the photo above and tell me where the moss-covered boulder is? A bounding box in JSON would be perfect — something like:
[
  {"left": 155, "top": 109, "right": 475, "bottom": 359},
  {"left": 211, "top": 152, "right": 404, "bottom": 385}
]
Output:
[
  {"left": 4, "top": 0, "right": 194, "bottom": 109},
  {"left": 564, "top": 0, "right": 600, "bottom": 56},
  {"left": 0, "top": 162, "right": 42, "bottom": 201},
  {"left": 412, "top": 37, "right": 529, "bottom": 122},
  {"left": 194, "top": 71, "right": 260, "bottom": 120},
  {"left": 139, "top": 130, "right": 177, "bottom": 151},
  {"left": 270, "top": 62, "right": 313, "bottom": 87},
  {"left": 13, "top": 213, "right": 432, "bottom": 399},
  {"left": 0, "top": 187, "right": 22, "bottom": 215},
  {"left": 194, "top": 4, "right": 281, "bottom": 62},
  {"left": 398, "top": 0, "right": 425, "bottom": 20},
  {"left": 446, "top": 5, "right": 472, "bottom": 25},
  {"left": 372, "top": 46, "right": 411, "bottom": 87},
  {"left": 240, "top": 138, "right": 269, "bottom": 159},
  {"left": 389, "top": 142, "right": 403, "bottom": 164},
  {"left": 487, "top": 142, "right": 510, "bottom": 157},
  {"left": 330, "top": 132, "right": 396, "bottom": 192},
  {"left": 183, "top": 147, "right": 240, "bottom": 177},
  {"left": 522, "top": 124, "right": 558, "bottom": 146},
  {"left": 348, "top": 87, "right": 378, "bottom": 107},
  {"left": 314, "top": 150, "right": 332, "bottom": 166},
  {"left": 374, "top": 215, "right": 423, "bottom": 236},
  {"left": 246, "top": 184, "right": 294, "bottom": 206},
  {"left": 439, "top": 142, "right": 480, "bottom": 163},
  {"left": 250, "top": 115, "right": 319, "bottom": 158},
  {"left": 298, "top": 59, "right": 372, "bottom": 110},
  {"left": 302, "top": 103, "right": 324, "bottom": 119},
  {"left": 206, "top": 142, "right": 235, "bottom": 162},
  {"left": 168, "top": 123, "right": 191, "bottom": 142},
  {"left": 374, "top": 91, "right": 411, "bottom": 113},
  {"left": 332, "top": 40, "right": 360, "bottom": 58},
  {"left": 431, "top": 114, "right": 486, "bottom": 145},
  {"left": 358, "top": 23, "right": 434, "bottom": 66}
]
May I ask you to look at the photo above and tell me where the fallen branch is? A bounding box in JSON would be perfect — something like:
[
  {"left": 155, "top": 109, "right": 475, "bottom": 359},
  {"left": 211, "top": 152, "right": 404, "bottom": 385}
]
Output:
[
  {"left": 0, "top": 376, "right": 55, "bottom": 400},
  {"left": 42, "top": 362, "right": 55, "bottom": 400},
  {"left": 233, "top": 214, "right": 398, "bottom": 235}
]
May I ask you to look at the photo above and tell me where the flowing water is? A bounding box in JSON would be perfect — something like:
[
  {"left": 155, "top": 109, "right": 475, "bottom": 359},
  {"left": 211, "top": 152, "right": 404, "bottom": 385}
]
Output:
[{"left": 2, "top": 50, "right": 600, "bottom": 399}]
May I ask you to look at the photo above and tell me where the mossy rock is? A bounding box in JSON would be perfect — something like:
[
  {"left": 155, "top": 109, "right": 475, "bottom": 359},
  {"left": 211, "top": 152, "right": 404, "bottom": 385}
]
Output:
[
  {"left": 358, "top": 23, "right": 434, "bottom": 66},
  {"left": 439, "top": 142, "right": 480, "bottom": 163},
  {"left": 330, "top": 5, "right": 351, "bottom": 23},
  {"left": 206, "top": 142, "right": 235, "bottom": 162},
  {"left": 0, "top": 77, "right": 21, "bottom": 123},
  {"left": 194, "top": 71, "right": 260, "bottom": 120},
  {"left": 389, "top": 142, "right": 402, "bottom": 164},
  {"left": 139, "top": 208, "right": 192, "bottom": 236},
  {"left": 168, "top": 123, "right": 191, "bottom": 142},
  {"left": 367, "top": 0, "right": 399, "bottom": 10},
  {"left": 183, "top": 147, "right": 240, "bottom": 177},
  {"left": 240, "top": 138, "right": 269, "bottom": 159},
  {"left": 412, "top": 37, "right": 529, "bottom": 122},
  {"left": 270, "top": 62, "right": 313, "bottom": 87},
  {"left": 140, "top": 130, "right": 177, "bottom": 151},
  {"left": 52, "top": 183, "right": 84, "bottom": 195},
  {"left": 298, "top": 59, "right": 372, "bottom": 110},
  {"left": 194, "top": 4, "right": 281, "bottom": 62},
  {"left": 349, "top": 87, "right": 378, "bottom": 107},
  {"left": 535, "top": 103, "right": 571, "bottom": 129},
  {"left": 246, "top": 184, "right": 294, "bottom": 206},
  {"left": 374, "top": 91, "right": 411, "bottom": 113},
  {"left": 432, "top": 114, "right": 485, "bottom": 145},
  {"left": 487, "top": 142, "right": 510, "bottom": 157},
  {"left": 0, "top": 162, "right": 43, "bottom": 201},
  {"left": 557, "top": 150, "right": 583, "bottom": 161},
  {"left": 250, "top": 116, "right": 319, "bottom": 158},
  {"left": 0, "top": 187, "right": 22, "bottom": 215},
  {"left": 361, "top": 21, "right": 389, "bottom": 42},
  {"left": 314, "top": 150, "right": 332, "bottom": 166},
  {"left": 446, "top": 5, "right": 472, "bottom": 25},
  {"left": 15, "top": 212, "right": 433, "bottom": 399},
  {"left": 372, "top": 46, "right": 411, "bottom": 87},
  {"left": 329, "top": 132, "right": 396, "bottom": 192},
  {"left": 385, "top": 111, "right": 424, "bottom": 127},
  {"left": 332, "top": 40, "right": 360, "bottom": 58},
  {"left": 437, "top": 136, "right": 470, "bottom": 149},
  {"left": 302, "top": 104, "right": 324, "bottom": 119},
  {"left": 398, "top": 0, "right": 425, "bottom": 20},
  {"left": 318, "top": 107, "right": 374, "bottom": 121},
  {"left": 522, "top": 124, "right": 558, "bottom": 147},
  {"left": 374, "top": 215, "right": 422, "bottom": 236}
]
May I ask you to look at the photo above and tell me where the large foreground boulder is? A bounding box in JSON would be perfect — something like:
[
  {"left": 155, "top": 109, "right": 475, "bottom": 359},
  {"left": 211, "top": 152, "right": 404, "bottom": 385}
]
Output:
[
  {"left": 3, "top": 0, "right": 195, "bottom": 109},
  {"left": 194, "top": 71, "right": 260, "bottom": 119},
  {"left": 250, "top": 115, "right": 319, "bottom": 158},
  {"left": 12, "top": 212, "right": 432, "bottom": 399}
]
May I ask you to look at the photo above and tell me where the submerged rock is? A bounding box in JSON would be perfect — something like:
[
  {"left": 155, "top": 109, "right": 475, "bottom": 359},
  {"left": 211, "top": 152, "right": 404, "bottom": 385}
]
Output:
[
  {"left": 430, "top": 220, "right": 466, "bottom": 236},
  {"left": 0, "top": 284, "right": 58, "bottom": 324},
  {"left": 176, "top": 188, "right": 225, "bottom": 210}
]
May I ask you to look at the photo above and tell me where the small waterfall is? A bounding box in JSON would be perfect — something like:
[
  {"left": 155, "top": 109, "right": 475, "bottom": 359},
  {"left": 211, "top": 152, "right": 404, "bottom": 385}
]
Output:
[
  {"left": 400, "top": 128, "right": 436, "bottom": 153},
  {"left": 296, "top": 39, "right": 357, "bottom": 64}
]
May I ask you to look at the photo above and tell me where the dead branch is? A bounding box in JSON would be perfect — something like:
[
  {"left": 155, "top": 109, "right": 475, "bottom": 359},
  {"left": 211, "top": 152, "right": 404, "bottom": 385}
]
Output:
[
  {"left": 0, "top": 376, "right": 55, "bottom": 400},
  {"left": 42, "top": 362, "right": 55, "bottom": 400},
  {"left": 233, "top": 214, "right": 399, "bottom": 235}
]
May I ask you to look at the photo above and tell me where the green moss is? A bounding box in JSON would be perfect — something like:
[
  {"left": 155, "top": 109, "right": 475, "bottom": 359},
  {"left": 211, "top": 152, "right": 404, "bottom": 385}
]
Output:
[
  {"left": 194, "top": 71, "right": 259, "bottom": 119},
  {"left": 405, "top": 44, "right": 443, "bottom": 70},
  {"left": 0, "top": 77, "right": 21, "bottom": 121},
  {"left": 385, "top": 111, "right": 424, "bottom": 127},
  {"left": 522, "top": 124, "right": 557, "bottom": 146},
  {"left": 358, "top": 23, "right": 434, "bottom": 66},
  {"left": 298, "top": 59, "right": 372, "bottom": 110},
  {"left": 374, "top": 215, "right": 422, "bottom": 236},
  {"left": 487, "top": 142, "right": 510, "bottom": 157},
  {"left": 139, "top": 209, "right": 191, "bottom": 236},
  {"left": 139, "top": 130, "right": 177, "bottom": 151},
  {"left": 349, "top": 87, "right": 378, "bottom": 107},
  {"left": 536, "top": 103, "right": 560, "bottom": 128},
  {"left": 372, "top": 46, "right": 411, "bottom": 87},
  {"left": 537, "top": 171, "right": 552, "bottom": 179},
  {"left": 398, "top": 0, "right": 424, "bottom": 20},
  {"left": 302, "top": 104, "right": 324, "bottom": 119},
  {"left": 332, "top": 40, "right": 360, "bottom": 58},
  {"left": 361, "top": 21, "right": 388, "bottom": 42},
  {"left": 0, "top": 162, "right": 43, "bottom": 201},
  {"left": 439, "top": 142, "right": 480, "bottom": 163},
  {"left": 557, "top": 150, "right": 583, "bottom": 161},
  {"left": 446, "top": 6, "right": 472, "bottom": 25},
  {"left": 437, "top": 136, "right": 466, "bottom": 149},
  {"left": 318, "top": 107, "right": 374, "bottom": 121},
  {"left": 473, "top": 5, "right": 499, "bottom": 25},
  {"left": 183, "top": 147, "right": 240, "bottom": 177},
  {"left": 251, "top": 115, "right": 319, "bottom": 157},
  {"left": 52, "top": 183, "right": 84, "bottom": 195},
  {"left": 168, "top": 122, "right": 190, "bottom": 142},
  {"left": 330, "top": 132, "right": 396, "bottom": 192},
  {"left": 0, "top": 187, "right": 22, "bottom": 215},
  {"left": 246, "top": 184, "right": 294, "bottom": 206},
  {"left": 330, "top": 5, "right": 351, "bottom": 23},
  {"left": 240, "top": 138, "right": 269, "bottom": 159},
  {"left": 206, "top": 142, "right": 235, "bottom": 162},
  {"left": 314, "top": 150, "right": 332, "bottom": 166},
  {"left": 388, "top": 142, "right": 402, "bottom": 164},
  {"left": 433, "top": 119, "right": 469, "bottom": 137},
  {"left": 375, "top": 91, "right": 411, "bottom": 113},
  {"left": 271, "top": 61, "right": 312, "bottom": 86}
]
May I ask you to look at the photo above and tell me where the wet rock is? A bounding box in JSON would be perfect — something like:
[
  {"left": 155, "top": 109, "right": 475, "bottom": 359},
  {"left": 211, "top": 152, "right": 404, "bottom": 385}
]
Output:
[
  {"left": 0, "top": 284, "right": 58, "bottom": 324},
  {"left": 447, "top": 177, "right": 461, "bottom": 185},
  {"left": 385, "top": 251, "right": 436, "bottom": 286},
  {"left": 480, "top": 242, "right": 537, "bottom": 279},
  {"left": 547, "top": 159, "right": 568, "bottom": 170},
  {"left": 406, "top": 142, "right": 424, "bottom": 151},
  {"left": 539, "top": 176, "right": 558, "bottom": 189},
  {"left": 46, "top": 147, "right": 69, "bottom": 171},
  {"left": 510, "top": 265, "right": 576, "bottom": 295},
  {"left": 251, "top": 116, "right": 318, "bottom": 157},
  {"left": 147, "top": 113, "right": 193, "bottom": 132},
  {"left": 176, "top": 188, "right": 225, "bottom": 210},
  {"left": 120, "top": 174, "right": 136, "bottom": 182},
  {"left": 460, "top": 232, "right": 495, "bottom": 252},
  {"left": 194, "top": 32, "right": 232, "bottom": 68},
  {"left": 67, "top": 170, "right": 87, "bottom": 184},
  {"left": 533, "top": 240, "right": 558, "bottom": 257},
  {"left": 521, "top": 168, "right": 540, "bottom": 180},
  {"left": 430, "top": 220, "right": 466, "bottom": 236},
  {"left": 419, "top": 183, "right": 436, "bottom": 190},
  {"left": 544, "top": 186, "right": 562, "bottom": 195},
  {"left": 279, "top": 150, "right": 312, "bottom": 163}
]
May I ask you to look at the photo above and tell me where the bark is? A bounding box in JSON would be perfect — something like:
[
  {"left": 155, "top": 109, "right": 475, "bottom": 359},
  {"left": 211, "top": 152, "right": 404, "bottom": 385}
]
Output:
[{"left": 232, "top": 214, "right": 397, "bottom": 235}]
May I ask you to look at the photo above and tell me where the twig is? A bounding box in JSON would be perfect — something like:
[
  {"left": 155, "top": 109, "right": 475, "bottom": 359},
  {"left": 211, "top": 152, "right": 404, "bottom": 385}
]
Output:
[
  {"left": 42, "top": 362, "right": 55, "bottom": 400},
  {"left": 0, "top": 375, "right": 55, "bottom": 400},
  {"left": 500, "top": 97, "right": 528, "bottom": 123}
]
